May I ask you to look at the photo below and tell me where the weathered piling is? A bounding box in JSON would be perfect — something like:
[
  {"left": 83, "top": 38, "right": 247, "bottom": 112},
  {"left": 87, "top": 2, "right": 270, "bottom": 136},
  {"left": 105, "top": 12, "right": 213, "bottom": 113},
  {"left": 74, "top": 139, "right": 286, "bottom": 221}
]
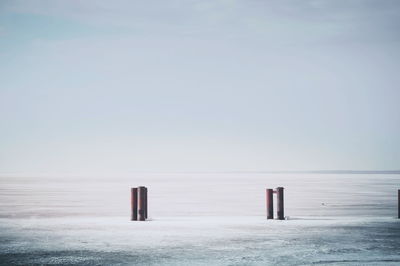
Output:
[
  {"left": 266, "top": 189, "right": 274, "bottom": 219},
  {"left": 131, "top": 187, "right": 138, "bottom": 221},
  {"left": 138, "top": 186, "right": 147, "bottom": 221},
  {"left": 144, "top": 187, "right": 148, "bottom": 219},
  {"left": 276, "top": 187, "right": 284, "bottom": 220},
  {"left": 398, "top": 189, "right": 399, "bottom": 219},
  {"left": 131, "top": 186, "right": 148, "bottom": 221}
]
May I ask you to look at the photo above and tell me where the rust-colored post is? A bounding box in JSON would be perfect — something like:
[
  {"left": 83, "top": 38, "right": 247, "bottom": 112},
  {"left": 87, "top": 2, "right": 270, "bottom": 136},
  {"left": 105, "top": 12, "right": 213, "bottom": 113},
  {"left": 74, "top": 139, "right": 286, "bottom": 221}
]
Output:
[
  {"left": 144, "top": 187, "right": 148, "bottom": 219},
  {"left": 138, "top": 186, "right": 146, "bottom": 221},
  {"left": 266, "top": 189, "right": 274, "bottom": 219},
  {"left": 131, "top": 187, "right": 138, "bottom": 221},
  {"left": 276, "top": 187, "right": 284, "bottom": 220}
]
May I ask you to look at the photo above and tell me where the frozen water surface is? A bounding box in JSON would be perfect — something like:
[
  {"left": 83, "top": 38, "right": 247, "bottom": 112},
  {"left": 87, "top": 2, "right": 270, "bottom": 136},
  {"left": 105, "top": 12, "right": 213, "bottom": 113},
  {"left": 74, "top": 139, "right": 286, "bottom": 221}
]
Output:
[{"left": 0, "top": 173, "right": 399, "bottom": 265}]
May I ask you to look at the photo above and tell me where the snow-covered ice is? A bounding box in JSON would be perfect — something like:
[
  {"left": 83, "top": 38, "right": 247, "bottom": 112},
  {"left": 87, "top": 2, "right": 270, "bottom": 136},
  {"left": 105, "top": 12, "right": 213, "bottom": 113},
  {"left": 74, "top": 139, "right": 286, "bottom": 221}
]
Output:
[{"left": 0, "top": 173, "right": 399, "bottom": 265}]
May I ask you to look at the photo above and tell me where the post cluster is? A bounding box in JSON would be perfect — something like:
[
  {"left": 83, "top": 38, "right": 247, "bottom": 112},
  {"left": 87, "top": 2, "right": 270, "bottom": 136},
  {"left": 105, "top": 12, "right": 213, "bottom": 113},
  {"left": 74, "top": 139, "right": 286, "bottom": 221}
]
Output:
[
  {"left": 131, "top": 186, "right": 148, "bottom": 221},
  {"left": 266, "top": 187, "right": 285, "bottom": 220}
]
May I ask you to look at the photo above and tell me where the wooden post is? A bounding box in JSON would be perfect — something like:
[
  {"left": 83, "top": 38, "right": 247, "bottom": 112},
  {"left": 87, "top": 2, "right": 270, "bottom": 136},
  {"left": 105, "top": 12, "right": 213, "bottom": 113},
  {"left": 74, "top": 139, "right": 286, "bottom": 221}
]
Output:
[
  {"left": 131, "top": 188, "right": 138, "bottom": 221},
  {"left": 138, "top": 186, "right": 146, "bottom": 221},
  {"left": 398, "top": 189, "right": 399, "bottom": 219},
  {"left": 276, "top": 187, "right": 284, "bottom": 220},
  {"left": 266, "top": 189, "right": 274, "bottom": 219}
]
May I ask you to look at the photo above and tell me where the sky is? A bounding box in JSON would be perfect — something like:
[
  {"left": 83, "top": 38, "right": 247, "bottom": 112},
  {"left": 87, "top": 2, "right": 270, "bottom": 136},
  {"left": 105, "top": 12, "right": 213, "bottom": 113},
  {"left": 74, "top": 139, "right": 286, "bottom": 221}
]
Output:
[{"left": 0, "top": 0, "right": 399, "bottom": 175}]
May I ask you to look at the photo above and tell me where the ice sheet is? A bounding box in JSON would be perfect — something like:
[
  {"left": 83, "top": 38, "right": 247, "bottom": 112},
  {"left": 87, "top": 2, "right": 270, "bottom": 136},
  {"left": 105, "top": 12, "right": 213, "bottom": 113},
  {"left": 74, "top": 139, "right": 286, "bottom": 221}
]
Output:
[{"left": 0, "top": 173, "right": 399, "bottom": 265}]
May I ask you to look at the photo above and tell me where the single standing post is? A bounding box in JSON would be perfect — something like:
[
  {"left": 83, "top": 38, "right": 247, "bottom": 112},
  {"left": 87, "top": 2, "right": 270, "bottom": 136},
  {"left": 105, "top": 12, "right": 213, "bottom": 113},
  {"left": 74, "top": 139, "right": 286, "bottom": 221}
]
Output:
[
  {"left": 144, "top": 187, "right": 148, "bottom": 219},
  {"left": 266, "top": 189, "right": 274, "bottom": 219},
  {"left": 138, "top": 186, "right": 146, "bottom": 221},
  {"left": 131, "top": 188, "right": 138, "bottom": 221},
  {"left": 276, "top": 187, "right": 284, "bottom": 220},
  {"left": 398, "top": 189, "right": 399, "bottom": 219}
]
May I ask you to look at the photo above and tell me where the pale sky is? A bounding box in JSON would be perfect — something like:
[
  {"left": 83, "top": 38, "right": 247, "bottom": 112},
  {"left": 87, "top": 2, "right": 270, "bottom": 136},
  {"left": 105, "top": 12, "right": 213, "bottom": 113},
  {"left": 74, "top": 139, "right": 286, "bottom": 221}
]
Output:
[{"left": 1, "top": 0, "right": 399, "bottom": 174}]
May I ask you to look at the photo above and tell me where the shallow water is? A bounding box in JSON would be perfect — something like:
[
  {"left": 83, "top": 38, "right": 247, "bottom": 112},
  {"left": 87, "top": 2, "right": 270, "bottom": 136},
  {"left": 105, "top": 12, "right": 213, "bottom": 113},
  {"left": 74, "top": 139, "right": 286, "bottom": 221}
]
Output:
[{"left": 0, "top": 173, "right": 399, "bottom": 265}]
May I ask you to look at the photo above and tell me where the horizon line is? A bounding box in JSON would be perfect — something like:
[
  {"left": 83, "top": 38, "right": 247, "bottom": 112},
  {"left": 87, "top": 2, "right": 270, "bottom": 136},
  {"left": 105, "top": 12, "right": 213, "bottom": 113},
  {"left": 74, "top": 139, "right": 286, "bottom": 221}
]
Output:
[{"left": 1, "top": 170, "right": 400, "bottom": 177}]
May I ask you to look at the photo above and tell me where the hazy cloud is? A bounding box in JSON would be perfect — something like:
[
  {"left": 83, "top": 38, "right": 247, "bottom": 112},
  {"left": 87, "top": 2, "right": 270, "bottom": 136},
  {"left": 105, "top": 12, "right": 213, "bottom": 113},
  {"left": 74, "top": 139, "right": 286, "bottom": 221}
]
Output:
[{"left": 1, "top": 0, "right": 399, "bottom": 174}]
